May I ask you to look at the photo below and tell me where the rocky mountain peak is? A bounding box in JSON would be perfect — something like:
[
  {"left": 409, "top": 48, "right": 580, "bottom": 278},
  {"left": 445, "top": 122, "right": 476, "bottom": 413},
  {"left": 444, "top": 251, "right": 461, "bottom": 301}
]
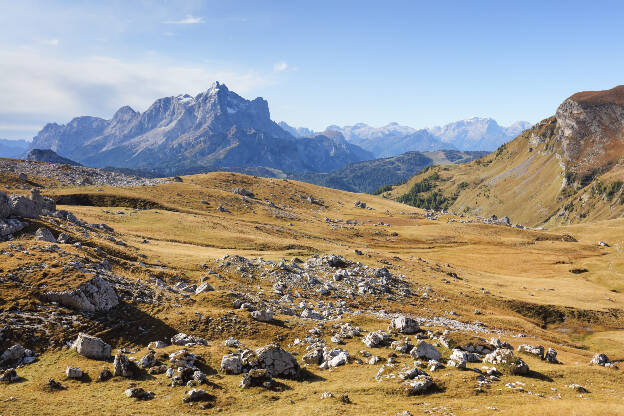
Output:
[{"left": 555, "top": 86, "right": 624, "bottom": 176}]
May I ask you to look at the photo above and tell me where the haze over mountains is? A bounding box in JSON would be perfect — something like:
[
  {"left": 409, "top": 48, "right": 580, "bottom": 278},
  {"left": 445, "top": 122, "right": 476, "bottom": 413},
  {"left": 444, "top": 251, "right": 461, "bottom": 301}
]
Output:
[
  {"left": 280, "top": 118, "right": 532, "bottom": 157},
  {"left": 0, "top": 139, "right": 29, "bottom": 159}
]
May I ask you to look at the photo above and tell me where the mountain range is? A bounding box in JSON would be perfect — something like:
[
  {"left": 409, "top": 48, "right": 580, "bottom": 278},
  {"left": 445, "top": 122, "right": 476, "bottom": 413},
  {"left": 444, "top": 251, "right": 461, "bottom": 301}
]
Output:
[
  {"left": 26, "top": 82, "right": 531, "bottom": 176},
  {"left": 0, "top": 139, "right": 29, "bottom": 159},
  {"left": 28, "top": 82, "right": 372, "bottom": 175},
  {"left": 280, "top": 118, "right": 532, "bottom": 157}
]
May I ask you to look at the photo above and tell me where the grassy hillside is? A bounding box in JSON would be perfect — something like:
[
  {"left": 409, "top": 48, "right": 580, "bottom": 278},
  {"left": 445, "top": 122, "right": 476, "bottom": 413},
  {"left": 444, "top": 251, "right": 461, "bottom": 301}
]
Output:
[
  {"left": 388, "top": 117, "right": 624, "bottom": 227},
  {"left": 292, "top": 150, "right": 487, "bottom": 194}
]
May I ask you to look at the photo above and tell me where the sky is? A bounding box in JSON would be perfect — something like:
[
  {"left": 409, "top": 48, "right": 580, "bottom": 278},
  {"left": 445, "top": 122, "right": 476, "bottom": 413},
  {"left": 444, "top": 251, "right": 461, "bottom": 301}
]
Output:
[{"left": 1, "top": 0, "right": 623, "bottom": 140}]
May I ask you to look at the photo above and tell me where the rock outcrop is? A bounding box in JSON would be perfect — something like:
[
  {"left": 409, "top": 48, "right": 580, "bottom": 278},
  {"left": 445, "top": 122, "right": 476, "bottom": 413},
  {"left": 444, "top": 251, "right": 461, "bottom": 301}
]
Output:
[
  {"left": 72, "top": 334, "right": 112, "bottom": 360},
  {"left": 45, "top": 276, "right": 119, "bottom": 312}
]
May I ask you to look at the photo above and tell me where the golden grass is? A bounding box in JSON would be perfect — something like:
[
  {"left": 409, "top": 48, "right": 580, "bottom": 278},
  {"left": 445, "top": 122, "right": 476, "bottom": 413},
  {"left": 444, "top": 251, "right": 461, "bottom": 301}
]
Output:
[{"left": 2, "top": 171, "right": 624, "bottom": 415}]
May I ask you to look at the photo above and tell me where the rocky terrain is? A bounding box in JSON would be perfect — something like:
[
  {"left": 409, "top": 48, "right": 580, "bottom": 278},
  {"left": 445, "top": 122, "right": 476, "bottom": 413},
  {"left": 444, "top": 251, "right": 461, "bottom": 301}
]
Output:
[
  {"left": 387, "top": 86, "right": 624, "bottom": 226},
  {"left": 0, "top": 158, "right": 623, "bottom": 416},
  {"left": 28, "top": 82, "right": 373, "bottom": 175}
]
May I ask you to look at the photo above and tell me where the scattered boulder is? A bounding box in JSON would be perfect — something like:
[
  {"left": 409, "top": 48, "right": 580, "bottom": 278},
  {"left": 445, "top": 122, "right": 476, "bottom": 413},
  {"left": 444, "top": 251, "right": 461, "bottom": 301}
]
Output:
[
  {"left": 363, "top": 330, "right": 390, "bottom": 348},
  {"left": 412, "top": 341, "right": 441, "bottom": 361},
  {"left": 148, "top": 341, "right": 167, "bottom": 349},
  {"left": 0, "top": 191, "right": 10, "bottom": 218},
  {"left": 183, "top": 389, "right": 212, "bottom": 403},
  {"left": 113, "top": 353, "right": 136, "bottom": 378},
  {"left": 354, "top": 201, "right": 367, "bottom": 209},
  {"left": 195, "top": 282, "right": 214, "bottom": 294},
  {"left": 72, "top": 334, "right": 112, "bottom": 360},
  {"left": 57, "top": 233, "right": 72, "bottom": 244},
  {"left": 221, "top": 354, "right": 243, "bottom": 375},
  {"left": 97, "top": 368, "right": 113, "bottom": 382},
  {"left": 255, "top": 344, "right": 300, "bottom": 378},
  {"left": 590, "top": 353, "right": 611, "bottom": 366},
  {"left": 517, "top": 344, "right": 545, "bottom": 359},
  {"left": 389, "top": 316, "right": 420, "bottom": 334},
  {"left": 125, "top": 387, "right": 155, "bottom": 400},
  {"left": 35, "top": 227, "right": 56, "bottom": 243},
  {"left": 65, "top": 366, "right": 83, "bottom": 379},
  {"left": 169, "top": 349, "right": 198, "bottom": 368},
  {"left": 251, "top": 309, "right": 274, "bottom": 322},
  {"left": 483, "top": 349, "right": 529, "bottom": 375},
  {"left": 45, "top": 378, "right": 66, "bottom": 390},
  {"left": 240, "top": 368, "right": 272, "bottom": 389},
  {"left": 447, "top": 349, "right": 468, "bottom": 370},
  {"left": 46, "top": 276, "right": 119, "bottom": 312},
  {"left": 545, "top": 348, "right": 559, "bottom": 364},
  {"left": 0, "top": 368, "right": 19, "bottom": 383},
  {"left": 138, "top": 351, "right": 157, "bottom": 369},
  {"left": 171, "top": 333, "right": 208, "bottom": 346},
  {"left": 402, "top": 375, "right": 435, "bottom": 395}
]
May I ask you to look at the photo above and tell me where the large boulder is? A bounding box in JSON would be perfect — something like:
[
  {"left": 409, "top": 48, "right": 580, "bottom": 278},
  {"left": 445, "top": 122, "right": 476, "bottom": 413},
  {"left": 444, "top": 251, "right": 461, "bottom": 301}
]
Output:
[
  {"left": 72, "top": 334, "right": 112, "bottom": 360},
  {"left": 35, "top": 227, "right": 57, "bottom": 243},
  {"left": 45, "top": 275, "right": 119, "bottom": 312},
  {"left": 412, "top": 341, "right": 441, "bottom": 361},
  {"left": 483, "top": 349, "right": 529, "bottom": 375},
  {"left": 221, "top": 354, "right": 243, "bottom": 374},
  {"left": 0, "top": 218, "right": 27, "bottom": 237},
  {"left": 389, "top": 315, "right": 420, "bottom": 334},
  {"left": 362, "top": 330, "right": 390, "bottom": 348},
  {"left": 0, "top": 191, "right": 10, "bottom": 218},
  {"left": 113, "top": 353, "right": 136, "bottom": 378},
  {"left": 590, "top": 353, "right": 610, "bottom": 366},
  {"left": 255, "top": 344, "right": 300, "bottom": 378},
  {"left": 9, "top": 195, "right": 39, "bottom": 218}
]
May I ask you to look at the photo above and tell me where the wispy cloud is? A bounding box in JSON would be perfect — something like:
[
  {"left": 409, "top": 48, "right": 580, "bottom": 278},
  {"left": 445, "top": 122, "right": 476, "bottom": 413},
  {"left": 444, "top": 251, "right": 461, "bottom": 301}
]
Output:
[
  {"left": 40, "top": 39, "right": 59, "bottom": 46},
  {"left": 0, "top": 48, "right": 273, "bottom": 136},
  {"left": 163, "top": 15, "right": 204, "bottom": 25},
  {"left": 273, "top": 61, "right": 288, "bottom": 72}
]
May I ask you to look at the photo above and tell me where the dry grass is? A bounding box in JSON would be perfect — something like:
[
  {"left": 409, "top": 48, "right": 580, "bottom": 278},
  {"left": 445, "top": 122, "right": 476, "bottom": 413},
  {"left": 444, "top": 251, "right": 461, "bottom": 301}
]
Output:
[{"left": 2, "top": 171, "right": 624, "bottom": 415}]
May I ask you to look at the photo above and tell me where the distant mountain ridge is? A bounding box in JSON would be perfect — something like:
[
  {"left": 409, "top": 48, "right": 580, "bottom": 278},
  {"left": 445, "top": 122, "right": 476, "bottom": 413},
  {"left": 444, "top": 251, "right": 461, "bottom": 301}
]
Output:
[
  {"left": 291, "top": 150, "right": 487, "bottom": 193},
  {"left": 0, "top": 139, "right": 29, "bottom": 159},
  {"left": 29, "top": 82, "right": 373, "bottom": 175},
  {"left": 279, "top": 118, "right": 532, "bottom": 157}
]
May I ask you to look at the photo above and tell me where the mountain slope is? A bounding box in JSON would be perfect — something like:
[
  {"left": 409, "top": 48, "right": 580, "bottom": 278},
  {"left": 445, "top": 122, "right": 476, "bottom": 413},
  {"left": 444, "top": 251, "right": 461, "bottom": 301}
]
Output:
[
  {"left": 29, "top": 83, "right": 372, "bottom": 174},
  {"left": 291, "top": 150, "right": 487, "bottom": 193},
  {"left": 389, "top": 86, "right": 624, "bottom": 226}
]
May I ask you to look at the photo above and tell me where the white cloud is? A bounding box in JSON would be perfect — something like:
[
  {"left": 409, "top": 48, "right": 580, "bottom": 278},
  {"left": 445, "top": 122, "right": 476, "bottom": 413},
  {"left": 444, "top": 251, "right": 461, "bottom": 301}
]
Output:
[
  {"left": 274, "top": 61, "right": 288, "bottom": 72},
  {"left": 163, "top": 15, "right": 204, "bottom": 24},
  {"left": 0, "top": 47, "right": 273, "bottom": 126},
  {"left": 40, "top": 39, "right": 59, "bottom": 46}
]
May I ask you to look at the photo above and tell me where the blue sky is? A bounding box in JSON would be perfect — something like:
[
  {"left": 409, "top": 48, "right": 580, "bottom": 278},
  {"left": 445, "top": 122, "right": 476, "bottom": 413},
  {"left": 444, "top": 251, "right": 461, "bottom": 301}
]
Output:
[{"left": 1, "top": 0, "right": 623, "bottom": 140}]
